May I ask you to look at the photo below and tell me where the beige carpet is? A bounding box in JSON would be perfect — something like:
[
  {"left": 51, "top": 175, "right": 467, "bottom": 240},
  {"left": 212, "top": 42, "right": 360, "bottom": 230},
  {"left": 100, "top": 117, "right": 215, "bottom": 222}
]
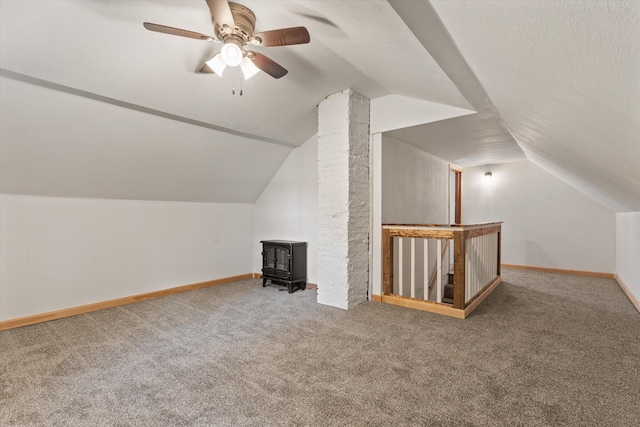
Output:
[{"left": 1, "top": 269, "right": 638, "bottom": 426}]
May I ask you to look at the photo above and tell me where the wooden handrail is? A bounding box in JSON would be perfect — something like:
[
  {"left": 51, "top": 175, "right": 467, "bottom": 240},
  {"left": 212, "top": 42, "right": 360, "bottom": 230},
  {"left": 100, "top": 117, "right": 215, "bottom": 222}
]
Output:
[{"left": 381, "top": 223, "right": 503, "bottom": 319}]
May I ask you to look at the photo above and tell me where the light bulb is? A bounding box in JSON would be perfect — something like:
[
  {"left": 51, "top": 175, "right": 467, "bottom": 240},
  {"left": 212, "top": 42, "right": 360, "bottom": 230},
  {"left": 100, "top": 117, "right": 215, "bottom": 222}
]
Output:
[
  {"left": 220, "top": 41, "right": 243, "bottom": 67},
  {"left": 240, "top": 56, "right": 260, "bottom": 80},
  {"left": 205, "top": 53, "right": 226, "bottom": 76}
]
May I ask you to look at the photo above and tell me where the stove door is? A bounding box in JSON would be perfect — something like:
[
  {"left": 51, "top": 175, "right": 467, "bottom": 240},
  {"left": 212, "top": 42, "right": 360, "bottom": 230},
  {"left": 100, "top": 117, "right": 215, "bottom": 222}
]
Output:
[
  {"left": 263, "top": 246, "right": 276, "bottom": 277},
  {"left": 274, "top": 247, "right": 290, "bottom": 278}
]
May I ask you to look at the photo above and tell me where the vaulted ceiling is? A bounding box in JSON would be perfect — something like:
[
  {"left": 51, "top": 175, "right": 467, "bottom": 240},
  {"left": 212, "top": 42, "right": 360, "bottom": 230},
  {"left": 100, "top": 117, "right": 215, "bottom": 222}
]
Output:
[{"left": 1, "top": 0, "right": 638, "bottom": 210}]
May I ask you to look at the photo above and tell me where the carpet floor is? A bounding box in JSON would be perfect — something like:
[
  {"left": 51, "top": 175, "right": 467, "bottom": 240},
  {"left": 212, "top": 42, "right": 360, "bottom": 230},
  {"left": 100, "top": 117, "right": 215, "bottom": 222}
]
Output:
[{"left": 1, "top": 269, "right": 639, "bottom": 426}]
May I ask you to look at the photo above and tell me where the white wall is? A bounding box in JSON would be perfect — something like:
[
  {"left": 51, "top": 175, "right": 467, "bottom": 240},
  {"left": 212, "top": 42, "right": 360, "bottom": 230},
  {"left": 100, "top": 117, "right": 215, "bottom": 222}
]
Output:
[
  {"left": 0, "top": 75, "right": 292, "bottom": 204},
  {"left": 253, "top": 135, "right": 318, "bottom": 283},
  {"left": 370, "top": 135, "right": 451, "bottom": 296},
  {"left": 616, "top": 212, "right": 640, "bottom": 304},
  {"left": 0, "top": 194, "right": 254, "bottom": 321},
  {"left": 463, "top": 160, "right": 616, "bottom": 273},
  {"left": 382, "top": 135, "right": 450, "bottom": 224}
]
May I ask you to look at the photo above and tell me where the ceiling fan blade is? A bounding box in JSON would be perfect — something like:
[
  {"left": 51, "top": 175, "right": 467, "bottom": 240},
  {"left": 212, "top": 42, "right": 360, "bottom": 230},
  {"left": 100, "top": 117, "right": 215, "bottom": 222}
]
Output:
[
  {"left": 252, "top": 27, "right": 310, "bottom": 47},
  {"left": 205, "top": 0, "right": 235, "bottom": 28},
  {"left": 250, "top": 52, "right": 288, "bottom": 79},
  {"left": 199, "top": 63, "right": 215, "bottom": 73},
  {"left": 143, "top": 22, "right": 215, "bottom": 42}
]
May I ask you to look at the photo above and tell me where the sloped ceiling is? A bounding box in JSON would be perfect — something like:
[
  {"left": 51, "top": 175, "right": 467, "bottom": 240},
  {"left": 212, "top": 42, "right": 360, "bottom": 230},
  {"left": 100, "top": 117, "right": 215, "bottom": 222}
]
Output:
[
  {"left": 0, "top": 0, "right": 638, "bottom": 210},
  {"left": 428, "top": 0, "right": 640, "bottom": 211},
  {"left": 0, "top": 0, "right": 470, "bottom": 145},
  {"left": 0, "top": 0, "right": 475, "bottom": 203}
]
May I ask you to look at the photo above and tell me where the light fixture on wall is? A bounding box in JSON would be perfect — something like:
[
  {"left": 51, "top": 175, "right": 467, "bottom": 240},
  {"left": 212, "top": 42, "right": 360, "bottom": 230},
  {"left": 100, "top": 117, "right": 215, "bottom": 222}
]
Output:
[{"left": 484, "top": 172, "right": 493, "bottom": 180}]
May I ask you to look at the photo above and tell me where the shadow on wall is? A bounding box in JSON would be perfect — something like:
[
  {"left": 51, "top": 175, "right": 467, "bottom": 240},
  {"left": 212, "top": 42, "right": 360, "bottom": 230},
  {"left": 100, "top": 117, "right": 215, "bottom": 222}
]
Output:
[{"left": 523, "top": 240, "right": 554, "bottom": 268}]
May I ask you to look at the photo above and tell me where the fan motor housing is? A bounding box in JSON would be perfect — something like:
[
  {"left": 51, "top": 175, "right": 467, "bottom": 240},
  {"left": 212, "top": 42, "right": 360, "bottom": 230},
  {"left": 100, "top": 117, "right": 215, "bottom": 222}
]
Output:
[{"left": 213, "top": 2, "right": 256, "bottom": 43}]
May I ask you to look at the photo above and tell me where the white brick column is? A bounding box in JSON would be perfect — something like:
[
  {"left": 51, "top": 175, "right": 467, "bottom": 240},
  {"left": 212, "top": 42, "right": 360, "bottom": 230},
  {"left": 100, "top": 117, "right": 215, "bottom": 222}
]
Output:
[{"left": 317, "top": 89, "right": 370, "bottom": 309}]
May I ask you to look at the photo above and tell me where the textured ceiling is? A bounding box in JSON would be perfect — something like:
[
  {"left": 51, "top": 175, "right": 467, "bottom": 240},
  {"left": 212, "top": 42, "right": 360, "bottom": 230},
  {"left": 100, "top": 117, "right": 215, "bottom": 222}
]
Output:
[
  {"left": 386, "top": 0, "right": 524, "bottom": 167},
  {"left": 430, "top": 0, "right": 640, "bottom": 211},
  {"left": 0, "top": 0, "right": 482, "bottom": 203},
  {"left": 0, "top": 0, "right": 470, "bottom": 146},
  {"left": 389, "top": 112, "right": 525, "bottom": 167},
  {"left": 1, "top": 0, "right": 638, "bottom": 210}
]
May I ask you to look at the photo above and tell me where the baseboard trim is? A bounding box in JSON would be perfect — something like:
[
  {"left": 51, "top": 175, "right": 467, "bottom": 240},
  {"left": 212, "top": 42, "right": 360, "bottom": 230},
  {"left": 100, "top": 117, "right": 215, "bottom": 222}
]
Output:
[
  {"left": 381, "top": 294, "right": 466, "bottom": 319},
  {"left": 614, "top": 274, "right": 640, "bottom": 313},
  {"left": 464, "top": 276, "right": 502, "bottom": 318},
  {"left": 371, "top": 294, "right": 382, "bottom": 303},
  {"left": 0, "top": 273, "right": 254, "bottom": 331},
  {"left": 501, "top": 264, "right": 614, "bottom": 279}
]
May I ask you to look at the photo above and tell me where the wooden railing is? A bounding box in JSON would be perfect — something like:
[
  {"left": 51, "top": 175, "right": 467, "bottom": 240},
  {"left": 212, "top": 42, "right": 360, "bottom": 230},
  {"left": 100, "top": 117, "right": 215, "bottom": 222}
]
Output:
[{"left": 382, "top": 223, "right": 502, "bottom": 319}]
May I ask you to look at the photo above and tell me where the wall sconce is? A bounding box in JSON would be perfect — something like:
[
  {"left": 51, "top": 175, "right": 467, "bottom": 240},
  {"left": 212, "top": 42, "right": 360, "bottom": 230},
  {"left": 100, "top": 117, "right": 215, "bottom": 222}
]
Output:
[{"left": 484, "top": 172, "right": 493, "bottom": 180}]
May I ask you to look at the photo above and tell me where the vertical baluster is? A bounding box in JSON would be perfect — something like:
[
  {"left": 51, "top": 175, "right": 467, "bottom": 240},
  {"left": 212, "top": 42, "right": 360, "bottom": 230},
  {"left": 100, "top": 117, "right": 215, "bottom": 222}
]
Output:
[
  {"left": 488, "top": 233, "right": 492, "bottom": 280},
  {"left": 479, "top": 236, "right": 483, "bottom": 292},
  {"left": 471, "top": 236, "right": 475, "bottom": 299},
  {"left": 488, "top": 233, "right": 492, "bottom": 281},
  {"left": 485, "top": 235, "right": 489, "bottom": 283},
  {"left": 478, "top": 236, "right": 482, "bottom": 294},
  {"left": 423, "top": 238, "right": 429, "bottom": 300},
  {"left": 489, "top": 233, "right": 493, "bottom": 279},
  {"left": 487, "top": 233, "right": 495, "bottom": 280},
  {"left": 490, "top": 234, "right": 493, "bottom": 280},
  {"left": 475, "top": 236, "right": 478, "bottom": 297},
  {"left": 497, "top": 232, "right": 500, "bottom": 275},
  {"left": 478, "top": 234, "right": 489, "bottom": 290},
  {"left": 436, "top": 239, "right": 442, "bottom": 303},
  {"left": 479, "top": 236, "right": 483, "bottom": 293},
  {"left": 482, "top": 234, "right": 486, "bottom": 288},
  {"left": 476, "top": 236, "right": 484, "bottom": 293},
  {"left": 464, "top": 239, "right": 473, "bottom": 302},
  {"left": 472, "top": 236, "right": 476, "bottom": 300},
  {"left": 495, "top": 233, "right": 498, "bottom": 276},
  {"left": 487, "top": 234, "right": 491, "bottom": 283},
  {"left": 486, "top": 234, "right": 489, "bottom": 281},
  {"left": 491, "top": 233, "right": 498, "bottom": 277},
  {"left": 398, "top": 237, "right": 403, "bottom": 296},
  {"left": 410, "top": 238, "right": 416, "bottom": 298}
]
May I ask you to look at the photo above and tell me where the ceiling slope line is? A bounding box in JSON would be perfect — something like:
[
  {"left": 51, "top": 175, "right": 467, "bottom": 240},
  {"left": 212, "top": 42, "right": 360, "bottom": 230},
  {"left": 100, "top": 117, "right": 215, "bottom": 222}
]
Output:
[
  {"left": 386, "top": 0, "right": 524, "bottom": 158},
  {"left": 0, "top": 68, "right": 298, "bottom": 149}
]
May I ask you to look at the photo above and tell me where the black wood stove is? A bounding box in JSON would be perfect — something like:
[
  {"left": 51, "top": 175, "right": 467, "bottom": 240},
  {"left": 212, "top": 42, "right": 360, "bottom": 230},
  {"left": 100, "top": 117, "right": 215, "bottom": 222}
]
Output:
[{"left": 261, "top": 240, "right": 307, "bottom": 293}]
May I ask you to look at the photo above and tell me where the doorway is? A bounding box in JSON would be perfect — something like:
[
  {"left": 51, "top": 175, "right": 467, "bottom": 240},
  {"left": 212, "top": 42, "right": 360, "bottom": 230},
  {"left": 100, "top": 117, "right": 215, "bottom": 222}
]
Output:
[{"left": 450, "top": 168, "right": 462, "bottom": 224}]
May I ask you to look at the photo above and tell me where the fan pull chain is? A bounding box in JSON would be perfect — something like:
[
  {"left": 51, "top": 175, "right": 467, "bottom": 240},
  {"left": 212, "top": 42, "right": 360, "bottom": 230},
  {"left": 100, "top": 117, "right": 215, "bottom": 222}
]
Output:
[{"left": 230, "top": 77, "right": 244, "bottom": 96}]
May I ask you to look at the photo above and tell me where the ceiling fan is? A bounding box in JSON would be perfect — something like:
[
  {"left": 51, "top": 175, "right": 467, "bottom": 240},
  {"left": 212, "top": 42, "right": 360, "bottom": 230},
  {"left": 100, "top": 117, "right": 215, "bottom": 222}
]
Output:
[{"left": 143, "top": 0, "right": 310, "bottom": 80}]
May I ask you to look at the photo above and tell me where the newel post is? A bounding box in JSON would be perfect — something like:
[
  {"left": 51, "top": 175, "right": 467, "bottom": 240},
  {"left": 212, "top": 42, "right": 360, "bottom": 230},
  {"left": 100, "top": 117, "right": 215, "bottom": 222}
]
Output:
[
  {"left": 453, "top": 230, "right": 466, "bottom": 309},
  {"left": 382, "top": 228, "right": 393, "bottom": 296}
]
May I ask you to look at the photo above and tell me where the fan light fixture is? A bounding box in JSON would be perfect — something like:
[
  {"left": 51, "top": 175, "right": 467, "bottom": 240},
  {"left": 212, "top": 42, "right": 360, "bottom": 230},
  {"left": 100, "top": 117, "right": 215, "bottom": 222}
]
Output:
[
  {"left": 206, "top": 52, "right": 261, "bottom": 80},
  {"left": 206, "top": 54, "right": 227, "bottom": 76},
  {"left": 220, "top": 41, "right": 243, "bottom": 67},
  {"left": 240, "top": 57, "right": 260, "bottom": 80},
  {"left": 143, "top": 1, "right": 311, "bottom": 82}
]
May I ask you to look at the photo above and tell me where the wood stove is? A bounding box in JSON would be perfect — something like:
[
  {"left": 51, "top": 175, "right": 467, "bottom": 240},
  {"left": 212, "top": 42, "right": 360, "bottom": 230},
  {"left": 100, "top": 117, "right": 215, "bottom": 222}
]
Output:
[{"left": 261, "top": 240, "right": 307, "bottom": 293}]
